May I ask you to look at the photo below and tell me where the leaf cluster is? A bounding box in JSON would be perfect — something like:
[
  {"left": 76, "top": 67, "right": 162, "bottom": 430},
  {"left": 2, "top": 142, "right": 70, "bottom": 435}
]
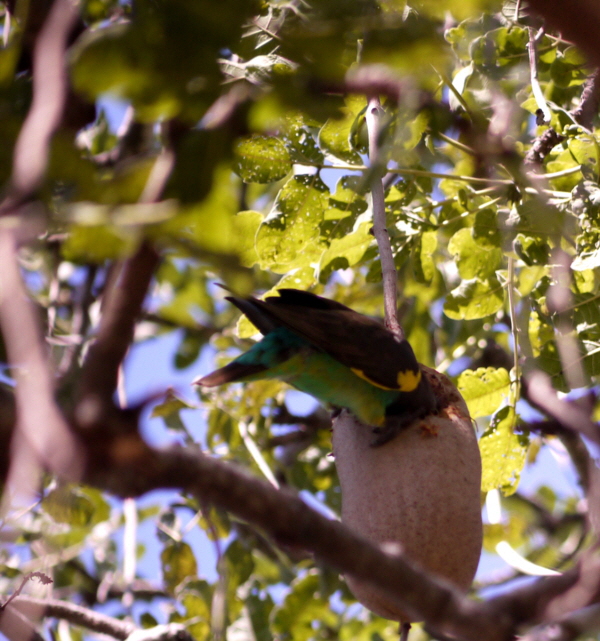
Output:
[{"left": 1, "top": 0, "right": 600, "bottom": 639}]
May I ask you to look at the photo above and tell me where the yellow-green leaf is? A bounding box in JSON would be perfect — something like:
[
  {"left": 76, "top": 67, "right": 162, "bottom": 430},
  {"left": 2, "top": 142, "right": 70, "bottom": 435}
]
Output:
[
  {"left": 161, "top": 542, "right": 198, "bottom": 593},
  {"left": 234, "top": 135, "right": 292, "bottom": 183},
  {"left": 457, "top": 367, "right": 510, "bottom": 418},
  {"left": 448, "top": 227, "right": 502, "bottom": 279},
  {"left": 480, "top": 406, "right": 528, "bottom": 495},
  {"left": 444, "top": 276, "right": 504, "bottom": 320}
]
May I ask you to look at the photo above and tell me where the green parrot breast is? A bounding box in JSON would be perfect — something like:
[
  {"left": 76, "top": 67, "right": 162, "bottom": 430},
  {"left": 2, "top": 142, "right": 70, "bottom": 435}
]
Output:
[{"left": 237, "top": 327, "right": 398, "bottom": 426}]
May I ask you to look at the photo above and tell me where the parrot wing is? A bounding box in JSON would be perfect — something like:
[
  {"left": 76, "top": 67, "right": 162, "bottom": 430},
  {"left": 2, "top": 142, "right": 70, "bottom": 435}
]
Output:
[{"left": 242, "top": 289, "right": 422, "bottom": 392}]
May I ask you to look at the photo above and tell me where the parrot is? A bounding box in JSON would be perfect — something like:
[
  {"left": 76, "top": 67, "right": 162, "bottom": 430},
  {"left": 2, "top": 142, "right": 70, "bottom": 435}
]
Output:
[{"left": 194, "top": 288, "right": 437, "bottom": 446}]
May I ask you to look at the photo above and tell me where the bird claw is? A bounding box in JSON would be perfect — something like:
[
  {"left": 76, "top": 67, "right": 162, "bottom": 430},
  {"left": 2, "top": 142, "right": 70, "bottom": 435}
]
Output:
[
  {"left": 370, "top": 423, "right": 404, "bottom": 447},
  {"left": 370, "top": 409, "right": 427, "bottom": 447}
]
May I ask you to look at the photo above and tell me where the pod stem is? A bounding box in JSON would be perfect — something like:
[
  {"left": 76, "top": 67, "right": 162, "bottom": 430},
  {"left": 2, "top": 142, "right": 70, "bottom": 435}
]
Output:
[{"left": 399, "top": 622, "right": 411, "bottom": 641}]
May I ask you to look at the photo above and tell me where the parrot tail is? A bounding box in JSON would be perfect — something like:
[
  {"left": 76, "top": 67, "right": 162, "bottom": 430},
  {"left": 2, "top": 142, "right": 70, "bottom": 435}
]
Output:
[{"left": 194, "top": 361, "right": 267, "bottom": 387}]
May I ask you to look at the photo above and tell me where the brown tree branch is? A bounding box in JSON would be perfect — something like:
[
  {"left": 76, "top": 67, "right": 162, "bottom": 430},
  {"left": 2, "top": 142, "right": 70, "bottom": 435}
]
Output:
[
  {"left": 527, "top": 0, "right": 600, "bottom": 69},
  {"left": 570, "top": 69, "right": 600, "bottom": 128},
  {"left": 10, "top": 595, "right": 135, "bottom": 640},
  {"left": 7, "top": 594, "right": 194, "bottom": 641},
  {"left": 77, "top": 150, "right": 174, "bottom": 407},
  {"left": 522, "top": 603, "right": 600, "bottom": 641},
  {"left": 77, "top": 241, "right": 160, "bottom": 404},
  {"left": 523, "top": 372, "right": 600, "bottom": 446},
  {"left": 0, "top": 604, "right": 45, "bottom": 641},
  {"left": 80, "top": 434, "right": 591, "bottom": 641},
  {"left": 0, "top": 228, "right": 83, "bottom": 483},
  {"left": 0, "top": 0, "right": 79, "bottom": 212},
  {"left": 524, "top": 66, "right": 600, "bottom": 167}
]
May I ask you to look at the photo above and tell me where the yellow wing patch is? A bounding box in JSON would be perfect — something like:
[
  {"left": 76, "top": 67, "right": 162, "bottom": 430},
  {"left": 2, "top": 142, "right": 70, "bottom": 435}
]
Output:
[
  {"left": 396, "top": 369, "right": 421, "bottom": 392},
  {"left": 351, "top": 367, "right": 421, "bottom": 392}
]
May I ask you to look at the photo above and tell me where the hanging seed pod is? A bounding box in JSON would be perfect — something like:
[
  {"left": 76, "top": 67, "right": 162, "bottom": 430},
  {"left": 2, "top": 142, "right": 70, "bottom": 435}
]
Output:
[{"left": 333, "top": 367, "right": 482, "bottom": 623}]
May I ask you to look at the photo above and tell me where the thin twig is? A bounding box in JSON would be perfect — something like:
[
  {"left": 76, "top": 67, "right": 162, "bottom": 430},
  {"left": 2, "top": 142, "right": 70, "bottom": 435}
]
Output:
[
  {"left": 514, "top": 0, "right": 522, "bottom": 21},
  {"left": 57, "top": 265, "right": 98, "bottom": 377},
  {"left": 528, "top": 27, "right": 551, "bottom": 124},
  {"left": 365, "top": 96, "right": 402, "bottom": 338},
  {"left": 0, "top": 572, "right": 52, "bottom": 610},
  {"left": 507, "top": 256, "right": 521, "bottom": 412},
  {"left": 239, "top": 420, "right": 280, "bottom": 488},
  {"left": 311, "top": 161, "right": 515, "bottom": 185},
  {"left": 547, "top": 250, "right": 588, "bottom": 391}
]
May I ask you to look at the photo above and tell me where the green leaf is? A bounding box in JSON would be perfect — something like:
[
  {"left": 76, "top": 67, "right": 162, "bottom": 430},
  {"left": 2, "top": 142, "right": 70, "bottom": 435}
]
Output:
[
  {"left": 391, "top": 110, "right": 429, "bottom": 155},
  {"left": 206, "top": 407, "right": 237, "bottom": 449},
  {"left": 326, "top": 176, "right": 368, "bottom": 220},
  {"left": 448, "top": 227, "right": 502, "bottom": 279},
  {"left": 224, "top": 539, "right": 255, "bottom": 593},
  {"left": 412, "top": 230, "right": 438, "bottom": 284},
  {"left": 516, "top": 199, "right": 574, "bottom": 236},
  {"left": 385, "top": 179, "right": 417, "bottom": 212},
  {"left": 513, "top": 233, "right": 551, "bottom": 266},
  {"left": 234, "top": 135, "right": 292, "bottom": 183},
  {"left": 444, "top": 276, "right": 504, "bottom": 320},
  {"left": 161, "top": 542, "right": 198, "bottom": 593},
  {"left": 471, "top": 27, "right": 528, "bottom": 77},
  {"left": 256, "top": 174, "right": 329, "bottom": 273},
  {"left": 473, "top": 207, "right": 501, "bottom": 248},
  {"left": 174, "top": 579, "right": 212, "bottom": 639},
  {"left": 457, "top": 367, "right": 510, "bottom": 418},
  {"left": 318, "top": 96, "right": 365, "bottom": 163},
  {"left": 156, "top": 275, "right": 210, "bottom": 329},
  {"left": 140, "top": 612, "right": 159, "bottom": 629},
  {"left": 575, "top": 243, "right": 600, "bottom": 269},
  {"left": 480, "top": 406, "right": 528, "bottom": 495},
  {"left": 233, "top": 210, "right": 263, "bottom": 267},
  {"left": 244, "top": 54, "right": 297, "bottom": 84},
  {"left": 283, "top": 112, "right": 324, "bottom": 164},
  {"left": 449, "top": 63, "right": 473, "bottom": 111},
  {"left": 43, "top": 485, "right": 110, "bottom": 527},
  {"left": 568, "top": 137, "right": 598, "bottom": 167},
  {"left": 62, "top": 225, "right": 140, "bottom": 263},
  {"left": 247, "top": 592, "right": 275, "bottom": 641},
  {"left": 361, "top": 13, "right": 449, "bottom": 74},
  {"left": 70, "top": 0, "right": 257, "bottom": 121},
  {"left": 551, "top": 56, "right": 576, "bottom": 88},
  {"left": 158, "top": 165, "right": 260, "bottom": 265},
  {"left": 319, "top": 221, "right": 373, "bottom": 280},
  {"left": 151, "top": 390, "right": 195, "bottom": 432},
  {"left": 272, "top": 573, "right": 338, "bottom": 641}
]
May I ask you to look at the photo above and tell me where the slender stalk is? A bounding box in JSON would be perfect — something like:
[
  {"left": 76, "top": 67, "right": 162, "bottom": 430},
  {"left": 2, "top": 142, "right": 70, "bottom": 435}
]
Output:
[
  {"left": 507, "top": 256, "right": 521, "bottom": 409},
  {"left": 435, "top": 68, "right": 474, "bottom": 118},
  {"left": 311, "top": 162, "right": 515, "bottom": 185},
  {"left": 435, "top": 130, "right": 477, "bottom": 155},
  {"left": 527, "top": 27, "right": 552, "bottom": 123},
  {"left": 399, "top": 622, "right": 411, "bottom": 641},
  {"left": 365, "top": 95, "right": 402, "bottom": 338}
]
